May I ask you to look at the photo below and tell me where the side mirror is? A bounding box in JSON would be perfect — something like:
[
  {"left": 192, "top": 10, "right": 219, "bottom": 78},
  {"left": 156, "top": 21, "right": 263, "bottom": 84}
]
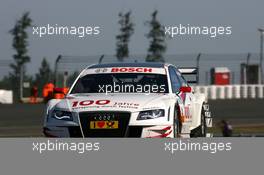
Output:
[{"left": 179, "top": 86, "right": 192, "bottom": 93}]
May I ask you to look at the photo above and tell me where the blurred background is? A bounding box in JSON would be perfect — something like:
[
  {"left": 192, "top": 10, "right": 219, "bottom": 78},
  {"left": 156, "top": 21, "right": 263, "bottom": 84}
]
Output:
[{"left": 0, "top": 0, "right": 264, "bottom": 137}]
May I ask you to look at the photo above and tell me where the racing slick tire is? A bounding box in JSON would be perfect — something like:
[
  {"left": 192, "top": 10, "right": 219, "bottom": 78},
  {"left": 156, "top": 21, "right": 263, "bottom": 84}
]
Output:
[
  {"left": 190, "top": 103, "right": 210, "bottom": 137},
  {"left": 173, "top": 105, "right": 181, "bottom": 138}
]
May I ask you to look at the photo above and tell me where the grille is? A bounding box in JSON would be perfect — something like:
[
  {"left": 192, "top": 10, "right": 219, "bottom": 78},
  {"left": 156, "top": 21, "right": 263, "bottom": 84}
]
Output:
[{"left": 79, "top": 111, "right": 130, "bottom": 137}]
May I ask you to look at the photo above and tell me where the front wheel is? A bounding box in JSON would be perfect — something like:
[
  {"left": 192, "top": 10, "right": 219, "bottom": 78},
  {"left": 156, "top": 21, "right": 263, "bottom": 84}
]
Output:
[{"left": 173, "top": 105, "right": 181, "bottom": 138}]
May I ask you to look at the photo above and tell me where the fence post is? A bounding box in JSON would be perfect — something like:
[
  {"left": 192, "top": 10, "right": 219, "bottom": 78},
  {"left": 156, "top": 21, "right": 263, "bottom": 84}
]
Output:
[
  {"left": 54, "top": 55, "right": 62, "bottom": 87},
  {"left": 19, "top": 65, "right": 24, "bottom": 101},
  {"left": 196, "top": 53, "right": 201, "bottom": 84}
]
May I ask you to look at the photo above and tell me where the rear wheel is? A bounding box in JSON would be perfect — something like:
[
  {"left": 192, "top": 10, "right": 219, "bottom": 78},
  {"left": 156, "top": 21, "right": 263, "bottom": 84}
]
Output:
[{"left": 190, "top": 103, "right": 208, "bottom": 137}]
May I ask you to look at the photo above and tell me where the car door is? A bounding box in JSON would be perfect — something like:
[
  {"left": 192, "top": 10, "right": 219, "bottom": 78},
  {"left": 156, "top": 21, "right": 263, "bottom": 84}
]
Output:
[
  {"left": 168, "top": 66, "right": 193, "bottom": 122},
  {"left": 168, "top": 66, "right": 185, "bottom": 135},
  {"left": 174, "top": 68, "right": 194, "bottom": 123}
]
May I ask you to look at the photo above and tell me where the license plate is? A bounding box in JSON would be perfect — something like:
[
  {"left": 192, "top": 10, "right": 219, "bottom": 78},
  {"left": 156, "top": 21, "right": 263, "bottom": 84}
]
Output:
[{"left": 90, "top": 121, "right": 119, "bottom": 129}]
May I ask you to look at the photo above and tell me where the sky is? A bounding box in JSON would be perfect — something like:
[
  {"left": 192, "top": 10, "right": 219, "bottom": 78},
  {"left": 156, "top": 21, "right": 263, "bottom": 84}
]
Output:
[{"left": 0, "top": 0, "right": 264, "bottom": 74}]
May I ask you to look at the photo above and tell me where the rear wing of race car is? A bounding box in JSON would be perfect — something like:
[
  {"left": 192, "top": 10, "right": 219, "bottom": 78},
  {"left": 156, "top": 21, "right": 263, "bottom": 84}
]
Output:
[{"left": 178, "top": 67, "right": 198, "bottom": 84}]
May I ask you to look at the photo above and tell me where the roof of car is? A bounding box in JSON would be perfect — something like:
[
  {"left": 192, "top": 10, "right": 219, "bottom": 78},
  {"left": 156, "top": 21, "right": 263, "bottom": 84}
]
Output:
[{"left": 88, "top": 62, "right": 166, "bottom": 69}]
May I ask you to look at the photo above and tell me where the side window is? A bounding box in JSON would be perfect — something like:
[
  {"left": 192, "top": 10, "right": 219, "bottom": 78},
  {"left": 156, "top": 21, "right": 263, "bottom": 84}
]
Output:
[
  {"left": 168, "top": 66, "right": 181, "bottom": 93},
  {"left": 175, "top": 70, "right": 188, "bottom": 87}
]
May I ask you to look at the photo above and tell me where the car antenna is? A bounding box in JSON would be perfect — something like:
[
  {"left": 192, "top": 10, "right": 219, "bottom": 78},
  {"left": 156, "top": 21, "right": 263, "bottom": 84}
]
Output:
[{"left": 98, "top": 54, "right": 104, "bottom": 64}]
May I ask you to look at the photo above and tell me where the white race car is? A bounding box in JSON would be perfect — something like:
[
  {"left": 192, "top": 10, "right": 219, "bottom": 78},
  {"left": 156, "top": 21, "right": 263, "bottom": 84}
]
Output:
[{"left": 43, "top": 62, "right": 212, "bottom": 138}]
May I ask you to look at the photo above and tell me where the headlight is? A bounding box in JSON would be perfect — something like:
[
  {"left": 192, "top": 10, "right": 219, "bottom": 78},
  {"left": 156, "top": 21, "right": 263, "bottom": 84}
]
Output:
[
  {"left": 137, "top": 109, "right": 165, "bottom": 120},
  {"left": 51, "top": 110, "right": 73, "bottom": 121}
]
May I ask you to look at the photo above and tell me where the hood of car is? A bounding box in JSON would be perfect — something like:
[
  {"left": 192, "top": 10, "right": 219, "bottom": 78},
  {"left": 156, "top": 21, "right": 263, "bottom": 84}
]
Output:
[{"left": 54, "top": 93, "right": 173, "bottom": 112}]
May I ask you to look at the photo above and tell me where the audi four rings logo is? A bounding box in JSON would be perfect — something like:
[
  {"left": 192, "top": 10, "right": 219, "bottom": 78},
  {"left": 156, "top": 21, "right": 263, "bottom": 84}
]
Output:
[
  {"left": 94, "top": 114, "right": 115, "bottom": 120},
  {"left": 95, "top": 68, "right": 108, "bottom": 73}
]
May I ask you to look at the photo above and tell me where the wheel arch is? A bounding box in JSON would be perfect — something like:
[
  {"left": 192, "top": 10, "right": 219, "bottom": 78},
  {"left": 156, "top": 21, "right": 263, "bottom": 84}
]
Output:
[{"left": 191, "top": 93, "right": 207, "bottom": 129}]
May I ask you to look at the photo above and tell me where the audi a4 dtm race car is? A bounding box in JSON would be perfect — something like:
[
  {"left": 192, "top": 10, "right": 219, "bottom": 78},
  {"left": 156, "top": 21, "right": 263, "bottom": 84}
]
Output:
[{"left": 43, "top": 62, "right": 212, "bottom": 138}]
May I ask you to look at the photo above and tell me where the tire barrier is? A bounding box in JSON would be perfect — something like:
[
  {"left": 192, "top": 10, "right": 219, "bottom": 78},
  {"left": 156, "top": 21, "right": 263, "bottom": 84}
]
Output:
[{"left": 193, "top": 85, "right": 264, "bottom": 100}]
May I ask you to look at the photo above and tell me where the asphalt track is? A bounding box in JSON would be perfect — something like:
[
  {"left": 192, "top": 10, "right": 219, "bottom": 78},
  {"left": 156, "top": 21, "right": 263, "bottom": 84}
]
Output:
[
  {"left": 209, "top": 99, "right": 264, "bottom": 124},
  {"left": 0, "top": 104, "right": 45, "bottom": 137},
  {"left": 0, "top": 99, "right": 264, "bottom": 137}
]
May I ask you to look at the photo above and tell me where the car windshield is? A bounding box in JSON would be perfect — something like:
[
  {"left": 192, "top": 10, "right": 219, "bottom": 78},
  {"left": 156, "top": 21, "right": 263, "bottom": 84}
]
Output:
[{"left": 70, "top": 73, "right": 169, "bottom": 94}]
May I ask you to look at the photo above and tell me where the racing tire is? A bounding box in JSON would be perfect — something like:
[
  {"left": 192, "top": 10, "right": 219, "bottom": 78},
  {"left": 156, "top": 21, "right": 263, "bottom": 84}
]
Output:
[
  {"left": 173, "top": 105, "right": 181, "bottom": 138},
  {"left": 190, "top": 103, "right": 209, "bottom": 137}
]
